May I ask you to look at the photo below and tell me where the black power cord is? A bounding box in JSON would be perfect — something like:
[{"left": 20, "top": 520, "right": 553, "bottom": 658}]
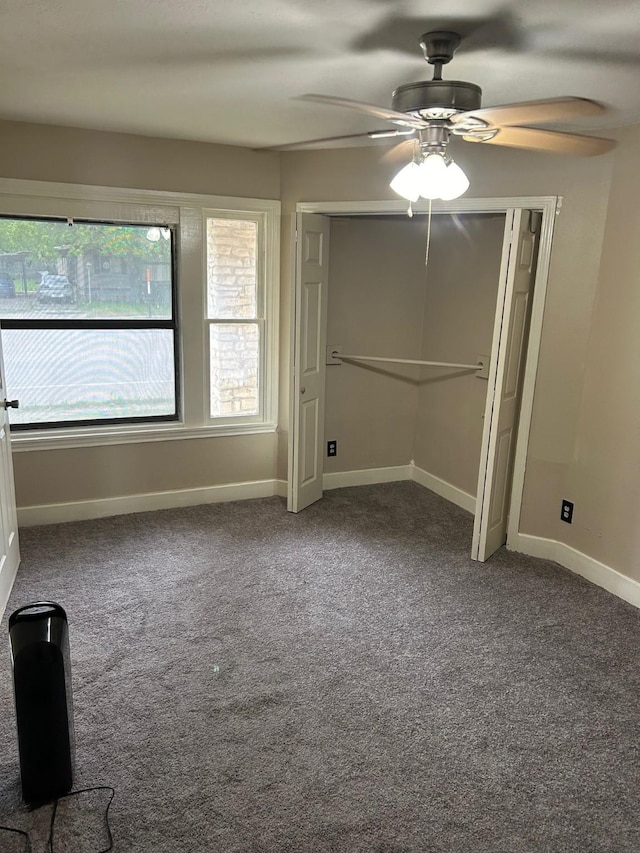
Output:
[
  {"left": 48, "top": 786, "right": 115, "bottom": 853},
  {"left": 0, "top": 785, "right": 114, "bottom": 853},
  {"left": 0, "top": 822, "right": 31, "bottom": 852}
]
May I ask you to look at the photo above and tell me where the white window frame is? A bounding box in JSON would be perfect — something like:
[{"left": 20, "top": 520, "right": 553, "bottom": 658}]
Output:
[
  {"left": 0, "top": 179, "right": 280, "bottom": 452},
  {"left": 203, "top": 208, "right": 275, "bottom": 429}
]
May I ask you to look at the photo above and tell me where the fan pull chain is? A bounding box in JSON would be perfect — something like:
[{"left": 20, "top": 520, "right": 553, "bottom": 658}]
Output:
[{"left": 425, "top": 198, "right": 432, "bottom": 266}]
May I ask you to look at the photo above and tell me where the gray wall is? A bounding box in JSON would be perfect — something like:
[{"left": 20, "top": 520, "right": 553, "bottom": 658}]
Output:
[
  {"left": 279, "top": 139, "right": 614, "bottom": 563},
  {"left": 0, "top": 120, "right": 279, "bottom": 198},
  {"left": 560, "top": 124, "right": 640, "bottom": 581},
  {"left": 324, "top": 212, "right": 505, "bottom": 497},
  {"left": 413, "top": 213, "right": 506, "bottom": 497},
  {"left": 325, "top": 216, "right": 426, "bottom": 473},
  {"left": 0, "top": 119, "right": 281, "bottom": 509}
]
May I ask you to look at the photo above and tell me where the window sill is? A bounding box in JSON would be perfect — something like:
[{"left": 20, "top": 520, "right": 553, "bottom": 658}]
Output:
[{"left": 10, "top": 421, "right": 278, "bottom": 452}]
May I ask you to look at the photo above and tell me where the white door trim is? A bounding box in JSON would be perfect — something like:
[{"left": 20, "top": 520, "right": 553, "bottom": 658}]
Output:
[
  {"left": 297, "top": 197, "right": 558, "bottom": 216},
  {"left": 0, "top": 322, "right": 21, "bottom": 620},
  {"left": 286, "top": 213, "right": 298, "bottom": 511},
  {"left": 293, "top": 196, "right": 558, "bottom": 549}
]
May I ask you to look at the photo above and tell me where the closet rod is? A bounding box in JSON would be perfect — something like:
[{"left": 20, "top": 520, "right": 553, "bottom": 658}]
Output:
[{"left": 336, "top": 352, "right": 482, "bottom": 370}]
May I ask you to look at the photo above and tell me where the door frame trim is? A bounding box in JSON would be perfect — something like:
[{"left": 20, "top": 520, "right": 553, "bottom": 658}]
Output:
[
  {"left": 286, "top": 213, "right": 299, "bottom": 511},
  {"left": 294, "top": 196, "right": 558, "bottom": 548}
]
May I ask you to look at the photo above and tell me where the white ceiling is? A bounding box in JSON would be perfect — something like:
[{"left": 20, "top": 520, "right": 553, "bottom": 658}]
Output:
[{"left": 1, "top": 0, "right": 639, "bottom": 150}]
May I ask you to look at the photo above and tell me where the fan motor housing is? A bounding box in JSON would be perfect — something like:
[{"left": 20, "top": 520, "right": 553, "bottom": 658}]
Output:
[{"left": 392, "top": 80, "right": 482, "bottom": 120}]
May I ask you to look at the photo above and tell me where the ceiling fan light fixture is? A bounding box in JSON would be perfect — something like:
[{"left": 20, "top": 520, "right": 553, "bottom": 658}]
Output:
[{"left": 390, "top": 153, "right": 469, "bottom": 202}]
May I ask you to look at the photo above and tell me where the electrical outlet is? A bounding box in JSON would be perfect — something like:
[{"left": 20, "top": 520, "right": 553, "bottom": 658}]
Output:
[
  {"left": 327, "top": 440, "right": 337, "bottom": 457},
  {"left": 561, "top": 499, "right": 574, "bottom": 524}
]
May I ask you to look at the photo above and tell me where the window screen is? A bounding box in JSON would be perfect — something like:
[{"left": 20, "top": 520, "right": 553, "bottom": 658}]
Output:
[{"left": 0, "top": 217, "right": 178, "bottom": 429}]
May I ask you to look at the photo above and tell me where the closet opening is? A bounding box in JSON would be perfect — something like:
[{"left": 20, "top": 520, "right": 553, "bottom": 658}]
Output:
[{"left": 288, "top": 198, "right": 556, "bottom": 562}]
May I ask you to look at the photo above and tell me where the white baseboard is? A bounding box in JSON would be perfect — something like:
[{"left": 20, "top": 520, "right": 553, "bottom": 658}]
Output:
[
  {"left": 321, "top": 463, "right": 476, "bottom": 514},
  {"left": 514, "top": 533, "right": 640, "bottom": 610},
  {"left": 18, "top": 463, "right": 465, "bottom": 524},
  {"left": 17, "top": 479, "right": 286, "bottom": 527},
  {"left": 323, "top": 465, "right": 411, "bottom": 490},
  {"left": 410, "top": 463, "right": 476, "bottom": 514}
]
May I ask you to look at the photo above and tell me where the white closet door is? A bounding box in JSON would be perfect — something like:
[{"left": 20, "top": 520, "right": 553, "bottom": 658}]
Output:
[
  {"left": 0, "top": 324, "right": 20, "bottom": 614},
  {"left": 472, "top": 209, "right": 536, "bottom": 561},
  {"left": 288, "top": 213, "right": 330, "bottom": 513}
]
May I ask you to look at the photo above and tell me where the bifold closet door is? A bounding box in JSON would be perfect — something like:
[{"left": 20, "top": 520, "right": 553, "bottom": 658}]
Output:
[
  {"left": 472, "top": 209, "right": 537, "bottom": 561},
  {"left": 288, "top": 214, "right": 330, "bottom": 513}
]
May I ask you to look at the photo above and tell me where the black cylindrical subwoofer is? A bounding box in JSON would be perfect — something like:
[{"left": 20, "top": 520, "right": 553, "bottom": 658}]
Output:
[{"left": 9, "top": 602, "right": 74, "bottom": 805}]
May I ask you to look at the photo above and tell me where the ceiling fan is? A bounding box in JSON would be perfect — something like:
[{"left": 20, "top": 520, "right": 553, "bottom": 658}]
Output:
[{"left": 284, "top": 31, "right": 616, "bottom": 201}]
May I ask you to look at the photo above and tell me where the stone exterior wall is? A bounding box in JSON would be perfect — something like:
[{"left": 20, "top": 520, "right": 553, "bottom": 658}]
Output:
[{"left": 206, "top": 218, "right": 259, "bottom": 417}]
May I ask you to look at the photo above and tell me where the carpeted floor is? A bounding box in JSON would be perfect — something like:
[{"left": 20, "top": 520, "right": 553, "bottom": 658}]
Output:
[{"left": 0, "top": 482, "right": 639, "bottom": 852}]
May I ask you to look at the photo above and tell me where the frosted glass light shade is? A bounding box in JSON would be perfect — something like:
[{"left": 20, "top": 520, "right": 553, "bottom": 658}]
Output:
[
  {"left": 389, "top": 153, "right": 470, "bottom": 202},
  {"left": 389, "top": 161, "right": 421, "bottom": 202},
  {"left": 438, "top": 161, "right": 470, "bottom": 200},
  {"left": 417, "top": 154, "right": 449, "bottom": 199}
]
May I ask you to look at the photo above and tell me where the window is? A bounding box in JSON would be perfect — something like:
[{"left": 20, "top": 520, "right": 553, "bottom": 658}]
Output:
[
  {"left": 0, "top": 218, "right": 177, "bottom": 430},
  {"left": 0, "top": 181, "right": 280, "bottom": 449},
  {"left": 206, "top": 214, "right": 262, "bottom": 422}
]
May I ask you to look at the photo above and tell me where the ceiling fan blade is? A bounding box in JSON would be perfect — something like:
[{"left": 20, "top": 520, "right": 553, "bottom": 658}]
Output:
[
  {"left": 463, "top": 126, "right": 616, "bottom": 156},
  {"left": 381, "top": 139, "right": 417, "bottom": 164},
  {"left": 260, "top": 129, "right": 415, "bottom": 152},
  {"left": 260, "top": 132, "right": 386, "bottom": 152},
  {"left": 298, "top": 94, "right": 428, "bottom": 130},
  {"left": 453, "top": 97, "right": 608, "bottom": 128}
]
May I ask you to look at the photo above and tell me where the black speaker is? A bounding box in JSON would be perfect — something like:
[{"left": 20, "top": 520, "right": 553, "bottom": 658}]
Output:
[{"left": 9, "top": 602, "right": 74, "bottom": 805}]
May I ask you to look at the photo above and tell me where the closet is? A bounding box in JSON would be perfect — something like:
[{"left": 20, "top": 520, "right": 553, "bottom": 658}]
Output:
[
  {"left": 289, "top": 202, "right": 547, "bottom": 561},
  {"left": 325, "top": 212, "right": 506, "bottom": 494}
]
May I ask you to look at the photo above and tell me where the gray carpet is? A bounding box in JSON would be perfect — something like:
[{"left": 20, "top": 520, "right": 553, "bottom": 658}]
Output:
[{"left": 0, "top": 482, "right": 639, "bottom": 852}]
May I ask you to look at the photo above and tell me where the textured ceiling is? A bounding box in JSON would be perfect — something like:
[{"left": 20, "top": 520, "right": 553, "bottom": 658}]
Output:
[{"left": 1, "top": 0, "right": 639, "bottom": 149}]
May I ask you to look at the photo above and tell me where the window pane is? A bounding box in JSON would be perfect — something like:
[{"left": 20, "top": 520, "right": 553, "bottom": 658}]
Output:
[
  {"left": 206, "top": 218, "right": 257, "bottom": 319},
  {"left": 3, "top": 329, "right": 176, "bottom": 425},
  {"left": 0, "top": 219, "right": 172, "bottom": 321},
  {"left": 209, "top": 323, "right": 259, "bottom": 418}
]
